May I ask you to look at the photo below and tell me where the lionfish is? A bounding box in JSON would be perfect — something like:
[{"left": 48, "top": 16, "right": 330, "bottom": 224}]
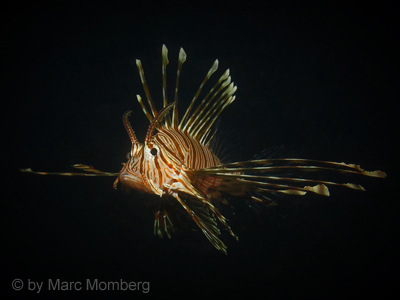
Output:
[{"left": 21, "top": 45, "right": 386, "bottom": 254}]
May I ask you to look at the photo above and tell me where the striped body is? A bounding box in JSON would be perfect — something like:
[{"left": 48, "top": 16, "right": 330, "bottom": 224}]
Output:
[
  {"left": 118, "top": 128, "right": 222, "bottom": 198},
  {"left": 21, "top": 45, "right": 386, "bottom": 254}
]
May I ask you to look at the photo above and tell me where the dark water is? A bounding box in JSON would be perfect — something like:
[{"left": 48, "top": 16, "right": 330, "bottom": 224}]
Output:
[{"left": 1, "top": 2, "right": 398, "bottom": 299}]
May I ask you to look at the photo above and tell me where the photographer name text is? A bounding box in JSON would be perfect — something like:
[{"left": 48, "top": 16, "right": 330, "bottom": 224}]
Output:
[{"left": 12, "top": 278, "right": 150, "bottom": 293}]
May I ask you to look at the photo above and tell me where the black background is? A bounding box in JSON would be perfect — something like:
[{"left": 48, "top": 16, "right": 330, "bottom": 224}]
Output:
[{"left": 1, "top": 1, "right": 398, "bottom": 299}]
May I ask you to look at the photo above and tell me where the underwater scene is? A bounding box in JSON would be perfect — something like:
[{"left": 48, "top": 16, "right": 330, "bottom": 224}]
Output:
[{"left": 2, "top": 2, "right": 398, "bottom": 299}]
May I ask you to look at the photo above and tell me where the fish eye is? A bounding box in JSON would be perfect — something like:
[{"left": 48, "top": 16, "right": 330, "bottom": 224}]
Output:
[
  {"left": 126, "top": 152, "right": 132, "bottom": 159},
  {"left": 150, "top": 148, "right": 158, "bottom": 156}
]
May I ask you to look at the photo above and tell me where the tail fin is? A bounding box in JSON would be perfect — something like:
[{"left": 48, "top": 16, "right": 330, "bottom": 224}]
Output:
[{"left": 190, "top": 158, "right": 386, "bottom": 198}]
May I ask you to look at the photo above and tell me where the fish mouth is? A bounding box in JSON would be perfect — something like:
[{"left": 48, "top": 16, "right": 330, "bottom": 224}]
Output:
[{"left": 119, "top": 171, "right": 151, "bottom": 194}]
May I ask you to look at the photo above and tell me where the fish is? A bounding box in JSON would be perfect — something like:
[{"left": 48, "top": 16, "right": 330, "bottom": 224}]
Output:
[{"left": 20, "top": 45, "right": 386, "bottom": 254}]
